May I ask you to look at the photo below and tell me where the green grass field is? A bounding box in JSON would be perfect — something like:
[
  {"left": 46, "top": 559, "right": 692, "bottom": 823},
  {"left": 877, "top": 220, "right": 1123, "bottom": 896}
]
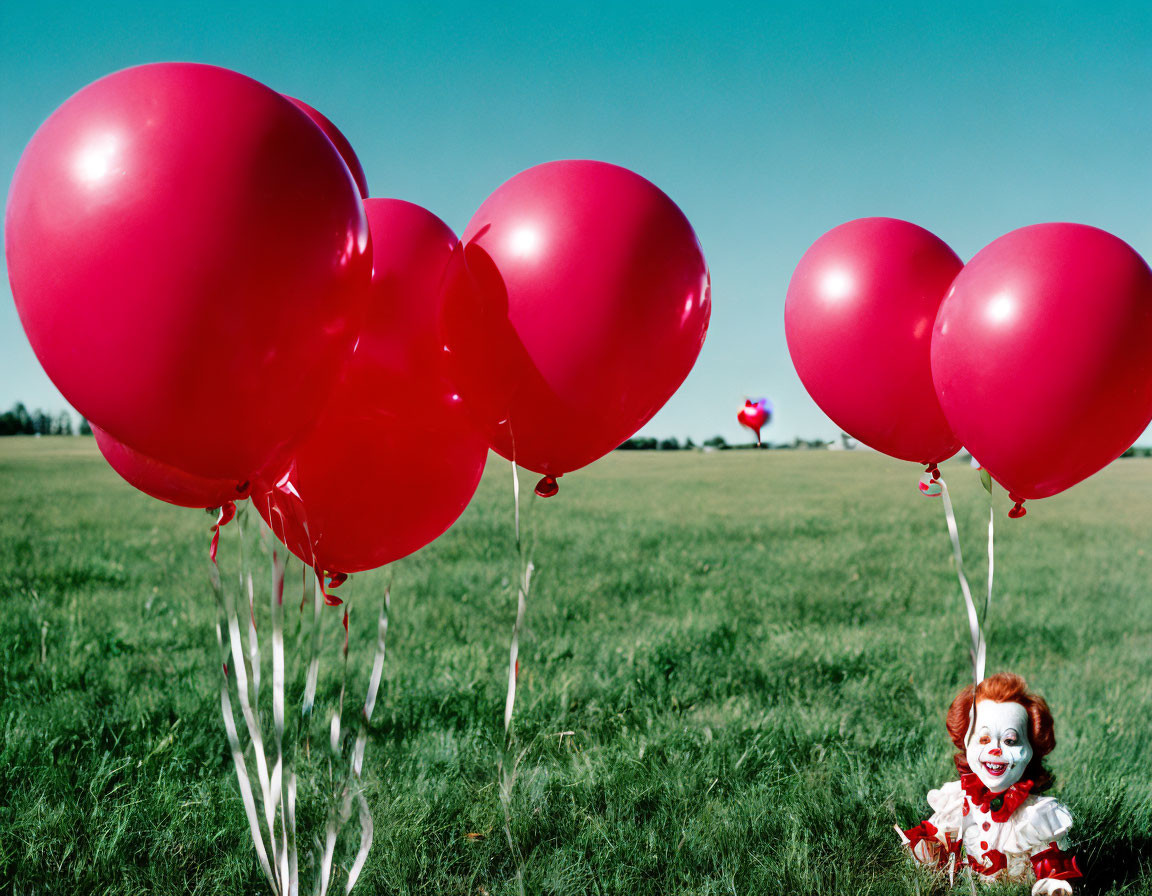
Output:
[{"left": 2, "top": 438, "right": 1151, "bottom": 895}]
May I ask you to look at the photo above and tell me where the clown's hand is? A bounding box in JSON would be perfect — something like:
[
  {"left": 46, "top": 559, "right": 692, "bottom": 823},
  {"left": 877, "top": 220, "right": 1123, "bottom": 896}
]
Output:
[
  {"left": 1029, "top": 839, "right": 1081, "bottom": 894},
  {"left": 912, "top": 839, "right": 942, "bottom": 866},
  {"left": 895, "top": 823, "right": 945, "bottom": 867}
]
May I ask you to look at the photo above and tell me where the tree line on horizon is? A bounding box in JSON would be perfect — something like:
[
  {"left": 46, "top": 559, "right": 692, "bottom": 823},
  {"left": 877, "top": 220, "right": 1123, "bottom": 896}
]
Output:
[
  {"left": 617, "top": 433, "right": 1152, "bottom": 457},
  {"left": 0, "top": 402, "right": 90, "bottom": 437},
  {"left": 5, "top": 401, "right": 1148, "bottom": 459},
  {"left": 616, "top": 435, "right": 829, "bottom": 451},
  {"left": 0, "top": 401, "right": 831, "bottom": 449}
]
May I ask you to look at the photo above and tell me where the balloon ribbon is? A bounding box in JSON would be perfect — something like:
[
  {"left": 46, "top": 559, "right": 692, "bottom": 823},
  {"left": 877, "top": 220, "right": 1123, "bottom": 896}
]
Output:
[
  {"left": 936, "top": 474, "right": 995, "bottom": 735},
  {"left": 500, "top": 459, "right": 534, "bottom": 896},
  {"left": 210, "top": 501, "right": 384, "bottom": 895}
]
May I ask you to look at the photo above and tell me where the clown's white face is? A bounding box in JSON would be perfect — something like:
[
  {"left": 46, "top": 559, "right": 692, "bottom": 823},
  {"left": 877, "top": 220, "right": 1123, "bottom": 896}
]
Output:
[{"left": 966, "top": 700, "right": 1033, "bottom": 793}]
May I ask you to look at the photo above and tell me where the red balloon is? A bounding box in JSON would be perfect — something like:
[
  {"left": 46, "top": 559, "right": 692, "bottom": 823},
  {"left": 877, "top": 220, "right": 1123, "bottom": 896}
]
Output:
[
  {"left": 93, "top": 424, "right": 247, "bottom": 509},
  {"left": 737, "top": 400, "right": 769, "bottom": 443},
  {"left": 440, "top": 160, "right": 710, "bottom": 479},
  {"left": 254, "top": 199, "right": 488, "bottom": 574},
  {"left": 284, "top": 95, "right": 369, "bottom": 199},
  {"left": 932, "top": 223, "right": 1152, "bottom": 502},
  {"left": 785, "top": 217, "right": 963, "bottom": 464},
  {"left": 6, "top": 63, "right": 371, "bottom": 482}
]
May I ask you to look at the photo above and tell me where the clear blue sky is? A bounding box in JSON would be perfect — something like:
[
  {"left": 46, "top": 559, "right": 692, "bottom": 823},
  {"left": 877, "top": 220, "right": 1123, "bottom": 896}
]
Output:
[{"left": 3, "top": 1, "right": 1150, "bottom": 446}]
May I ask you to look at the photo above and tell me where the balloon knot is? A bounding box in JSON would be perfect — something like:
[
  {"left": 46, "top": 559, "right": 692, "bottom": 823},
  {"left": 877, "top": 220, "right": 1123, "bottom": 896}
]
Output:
[
  {"left": 326, "top": 571, "right": 348, "bottom": 590},
  {"left": 534, "top": 475, "right": 559, "bottom": 498},
  {"left": 1008, "top": 494, "right": 1027, "bottom": 519},
  {"left": 925, "top": 463, "right": 940, "bottom": 481},
  {"left": 316, "top": 566, "right": 343, "bottom": 606},
  {"left": 215, "top": 501, "right": 237, "bottom": 529},
  {"left": 209, "top": 501, "right": 237, "bottom": 564}
]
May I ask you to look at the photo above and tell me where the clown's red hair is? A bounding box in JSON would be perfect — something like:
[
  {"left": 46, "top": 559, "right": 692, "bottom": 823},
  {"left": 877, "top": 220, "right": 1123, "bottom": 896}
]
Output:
[{"left": 945, "top": 672, "right": 1055, "bottom": 792}]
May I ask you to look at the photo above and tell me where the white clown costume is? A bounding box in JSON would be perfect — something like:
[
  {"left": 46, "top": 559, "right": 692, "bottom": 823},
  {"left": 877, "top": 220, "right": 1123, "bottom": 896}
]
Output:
[
  {"left": 899, "top": 685, "right": 1082, "bottom": 894},
  {"left": 901, "top": 774, "right": 1081, "bottom": 894}
]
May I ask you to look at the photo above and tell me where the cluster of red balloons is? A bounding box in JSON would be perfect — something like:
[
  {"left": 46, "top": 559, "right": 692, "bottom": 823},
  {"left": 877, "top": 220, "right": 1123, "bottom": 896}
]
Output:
[
  {"left": 7, "top": 63, "right": 710, "bottom": 575},
  {"left": 785, "top": 217, "right": 1152, "bottom": 514}
]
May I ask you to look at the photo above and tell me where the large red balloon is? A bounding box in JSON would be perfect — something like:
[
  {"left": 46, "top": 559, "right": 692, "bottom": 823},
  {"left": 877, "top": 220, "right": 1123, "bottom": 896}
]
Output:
[
  {"left": 6, "top": 63, "right": 371, "bottom": 482},
  {"left": 93, "top": 425, "right": 246, "bottom": 509},
  {"left": 932, "top": 223, "right": 1152, "bottom": 502},
  {"left": 254, "top": 199, "right": 488, "bottom": 574},
  {"left": 785, "top": 217, "right": 963, "bottom": 464},
  {"left": 283, "top": 95, "right": 369, "bottom": 199},
  {"left": 440, "top": 160, "right": 710, "bottom": 479}
]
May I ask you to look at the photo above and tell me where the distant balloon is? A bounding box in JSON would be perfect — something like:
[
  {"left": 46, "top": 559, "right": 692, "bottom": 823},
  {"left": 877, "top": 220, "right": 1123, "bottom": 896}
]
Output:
[{"left": 737, "top": 398, "right": 773, "bottom": 444}]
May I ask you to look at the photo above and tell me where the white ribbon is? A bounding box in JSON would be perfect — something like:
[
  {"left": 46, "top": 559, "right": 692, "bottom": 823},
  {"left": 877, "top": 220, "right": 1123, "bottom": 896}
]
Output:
[
  {"left": 210, "top": 518, "right": 278, "bottom": 893},
  {"left": 344, "top": 581, "right": 390, "bottom": 894},
  {"left": 938, "top": 477, "right": 988, "bottom": 684},
  {"left": 268, "top": 542, "right": 296, "bottom": 896},
  {"left": 211, "top": 501, "right": 382, "bottom": 896},
  {"left": 500, "top": 459, "right": 533, "bottom": 896},
  {"left": 937, "top": 475, "right": 995, "bottom": 750}
]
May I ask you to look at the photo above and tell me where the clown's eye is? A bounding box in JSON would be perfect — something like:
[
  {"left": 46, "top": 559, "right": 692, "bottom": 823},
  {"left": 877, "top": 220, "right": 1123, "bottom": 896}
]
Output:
[
  {"left": 978, "top": 734, "right": 990, "bottom": 745},
  {"left": 1004, "top": 735, "right": 1018, "bottom": 746}
]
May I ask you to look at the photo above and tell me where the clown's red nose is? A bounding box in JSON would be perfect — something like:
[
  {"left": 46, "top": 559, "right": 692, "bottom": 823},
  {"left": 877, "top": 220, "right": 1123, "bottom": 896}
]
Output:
[{"left": 988, "top": 747, "right": 1002, "bottom": 756}]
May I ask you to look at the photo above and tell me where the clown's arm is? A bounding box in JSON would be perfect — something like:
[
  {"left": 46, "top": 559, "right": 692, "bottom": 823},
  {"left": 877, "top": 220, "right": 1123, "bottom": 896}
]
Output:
[{"left": 1021, "top": 798, "right": 1082, "bottom": 895}]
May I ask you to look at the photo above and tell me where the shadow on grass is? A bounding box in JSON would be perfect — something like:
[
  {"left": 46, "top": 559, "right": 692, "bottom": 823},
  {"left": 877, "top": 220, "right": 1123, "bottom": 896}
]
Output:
[{"left": 1078, "top": 831, "right": 1152, "bottom": 894}]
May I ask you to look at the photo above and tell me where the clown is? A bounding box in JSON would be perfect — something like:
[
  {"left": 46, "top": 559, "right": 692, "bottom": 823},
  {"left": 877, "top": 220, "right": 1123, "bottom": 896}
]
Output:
[{"left": 898, "top": 673, "right": 1082, "bottom": 894}]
